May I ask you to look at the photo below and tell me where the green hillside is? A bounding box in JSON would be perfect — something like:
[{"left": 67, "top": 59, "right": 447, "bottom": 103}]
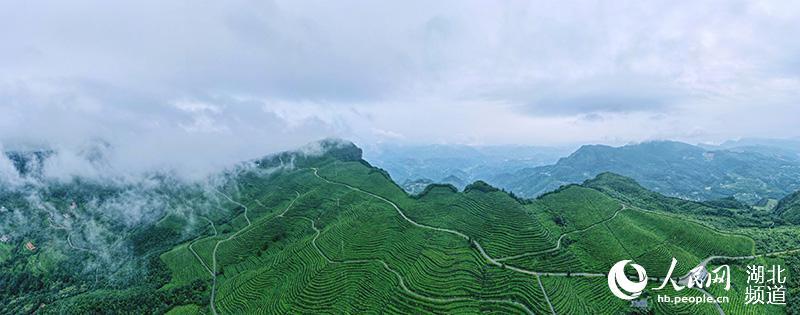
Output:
[
  {"left": 1, "top": 141, "right": 796, "bottom": 314},
  {"left": 776, "top": 190, "right": 800, "bottom": 225},
  {"left": 583, "top": 172, "right": 775, "bottom": 228}
]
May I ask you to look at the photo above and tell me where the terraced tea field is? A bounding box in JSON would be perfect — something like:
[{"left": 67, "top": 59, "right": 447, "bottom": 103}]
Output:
[
  {"left": 6, "top": 143, "right": 799, "bottom": 314},
  {"left": 153, "top": 154, "right": 787, "bottom": 314}
]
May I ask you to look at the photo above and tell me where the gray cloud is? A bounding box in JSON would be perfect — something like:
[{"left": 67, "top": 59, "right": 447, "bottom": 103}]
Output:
[
  {"left": 0, "top": 79, "right": 340, "bottom": 179},
  {"left": 501, "top": 75, "right": 689, "bottom": 115},
  {"left": 1, "top": 0, "right": 800, "bottom": 164}
]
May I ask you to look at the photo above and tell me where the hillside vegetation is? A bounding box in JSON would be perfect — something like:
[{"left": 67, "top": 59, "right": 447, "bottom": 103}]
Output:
[
  {"left": 1, "top": 140, "right": 795, "bottom": 314},
  {"left": 776, "top": 190, "right": 800, "bottom": 225}
]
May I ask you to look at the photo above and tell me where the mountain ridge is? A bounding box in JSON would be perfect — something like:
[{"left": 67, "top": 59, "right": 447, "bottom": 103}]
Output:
[{"left": 490, "top": 140, "right": 800, "bottom": 203}]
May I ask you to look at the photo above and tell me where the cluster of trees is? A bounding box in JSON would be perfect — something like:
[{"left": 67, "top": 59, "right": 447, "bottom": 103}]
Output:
[
  {"left": 411, "top": 183, "right": 459, "bottom": 199},
  {"left": 464, "top": 181, "right": 500, "bottom": 194},
  {"left": 130, "top": 225, "right": 181, "bottom": 256},
  {"left": 0, "top": 246, "right": 209, "bottom": 314},
  {"left": 49, "top": 280, "right": 208, "bottom": 314}
]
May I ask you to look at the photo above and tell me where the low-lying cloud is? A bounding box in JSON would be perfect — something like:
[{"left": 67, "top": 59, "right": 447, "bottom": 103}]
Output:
[{"left": 0, "top": 79, "right": 339, "bottom": 179}]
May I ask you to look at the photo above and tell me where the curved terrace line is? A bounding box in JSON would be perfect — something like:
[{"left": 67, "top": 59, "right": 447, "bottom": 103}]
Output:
[{"left": 298, "top": 216, "right": 535, "bottom": 314}]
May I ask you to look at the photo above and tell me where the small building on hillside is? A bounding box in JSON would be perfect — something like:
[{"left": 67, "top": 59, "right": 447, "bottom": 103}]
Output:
[
  {"left": 0, "top": 235, "right": 9, "bottom": 243},
  {"left": 631, "top": 298, "right": 648, "bottom": 309},
  {"left": 25, "top": 242, "right": 36, "bottom": 251}
]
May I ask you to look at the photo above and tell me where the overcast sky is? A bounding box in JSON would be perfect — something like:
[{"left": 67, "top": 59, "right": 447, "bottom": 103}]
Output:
[{"left": 2, "top": 0, "right": 800, "bottom": 174}]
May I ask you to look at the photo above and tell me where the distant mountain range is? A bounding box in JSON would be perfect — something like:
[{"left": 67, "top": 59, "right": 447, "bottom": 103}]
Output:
[
  {"left": 702, "top": 137, "right": 800, "bottom": 161},
  {"left": 362, "top": 143, "right": 575, "bottom": 191},
  {"left": 489, "top": 140, "right": 800, "bottom": 203}
]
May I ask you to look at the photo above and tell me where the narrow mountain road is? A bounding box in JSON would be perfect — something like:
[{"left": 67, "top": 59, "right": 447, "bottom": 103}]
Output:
[
  {"left": 496, "top": 204, "right": 628, "bottom": 262},
  {"left": 188, "top": 217, "right": 217, "bottom": 276},
  {"left": 202, "top": 216, "right": 218, "bottom": 235},
  {"left": 311, "top": 170, "right": 469, "bottom": 238},
  {"left": 208, "top": 189, "right": 252, "bottom": 315},
  {"left": 299, "top": 216, "right": 535, "bottom": 315},
  {"left": 276, "top": 192, "right": 301, "bottom": 217},
  {"left": 206, "top": 188, "right": 300, "bottom": 315},
  {"left": 537, "top": 274, "right": 556, "bottom": 315},
  {"left": 46, "top": 215, "right": 94, "bottom": 253},
  {"left": 311, "top": 168, "right": 604, "bottom": 278},
  {"left": 311, "top": 168, "right": 579, "bottom": 313}
]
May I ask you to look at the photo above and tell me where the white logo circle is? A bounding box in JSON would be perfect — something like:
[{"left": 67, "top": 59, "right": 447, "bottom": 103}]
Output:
[{"left": 607, "top": 260, "right": 648, "bottom": 300}]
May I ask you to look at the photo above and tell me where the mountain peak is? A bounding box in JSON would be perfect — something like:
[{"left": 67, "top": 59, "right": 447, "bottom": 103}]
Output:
[
  {"left": 255, "top": 138, "right": 362, "bottom": 169},
  {"left": 572, "top": 140, "right": 702, "bottom": 155},
  {"left": 299, "top": 138, "right": 362, "bottom": 160}
]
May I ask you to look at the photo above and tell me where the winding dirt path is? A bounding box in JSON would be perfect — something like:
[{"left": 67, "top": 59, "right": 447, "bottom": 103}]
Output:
[
  {"left": 187, "top": 217, "right": 216, "bottom": 276},
  {"left": 311, "top": 168, "right": 603, "bottom": 277},
  {"left": 299, "top": 216, "right": 535, "bottom": 314},
  {"left": 205, "top": 189, "right": 301, "bottom": 315},
  {"left": 536, "top": 274, "right": 556, "bottom": 315},
  {"left": 208, "top": 189, "right": 251, "bottom": 315},
  {"left": 46, "top": 215, "right": 94, "bottom": 253},
  {"left": 496, "top": 204, "right": 628, "bottom": 262},
  {"left": 311, "top": 168, "right": 553, "bottom": 313}
]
